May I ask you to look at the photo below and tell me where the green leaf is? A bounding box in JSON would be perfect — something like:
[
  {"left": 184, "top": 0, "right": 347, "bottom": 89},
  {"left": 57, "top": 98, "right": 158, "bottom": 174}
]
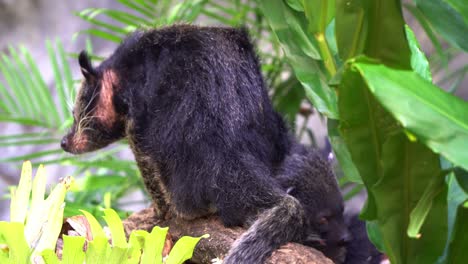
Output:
[
  {"left": 140, "top": 226, "right": 168, "bottom": 264},
  {"left": 80, "top": 8, "right": 149, "bottom": 27},
  {"left": 86, "top": 237, "right": 110, "bottom": 264},
  {"left": 66, "top": 160, "right": 137, "bottom": 173},
  {"left": 0, "top": 115, "right": 50, "bottom": 127},
  {"left": 75, "top": 9, "right": 130, "bottom": 35},
  {"left": 107, "top": 246, "right": 128, "bottom": 264},
  {"left": 6, "top": 46, "right": 43, "bottom": 121},
  {"left": 46, "top": 39, "right": 69, "bottom": 122},
  {"left": 415, "top": 0, "right": 468, "bottom": 51},
  {"left": 29, "top": 164, "right": 46, "bottom": 221},
  {"left": 0, "top": 148, "right": 64, "bottom": 163},
  {"left": 117, "top": 0, "right": 154, "bottom": 19},
  {"left": 259, "top": 0, "right": 338, "bottom": 118},
  {"left": 407, "top": 172, "right": 445, "bottom": 238},
  {"left": 303, "top": 0, "right": 335, "bottom": 34},
  {"left": 62, "top": 235, "right": 86, "bottom": 264},
  {"left": 165, "top": 234, "right": 209, "bottom": 264},
  {"left": 336, "top": 0, "right": 411, "bottom": 68},
  {"left": 0, "top": 137, "right": 57, "bottom": 147},
  {"left": 285, "top": 0, "right": 303, "bottom": 12},
  {"left": 372, "top": 133, "right": 447, "bottom": 264},
  {"left": 405, "top": 26, "right": 432, "bottom": 82},
  {"left": 338, "top": 68, "right": 397, "bottom": 220},
  {"left": 453, "top": 167, "right": 468, "bottom": 194},
  {"left": 0, "top": 54, "right": 32, "bottom": 117},
  {"left": 125, "top": 233, "right": 143, "bottom": 264},
  {"left": 103, "top": 209, "right": 127, "bottom": 248},
  {"left": 328, "top": 120, "right": 361, "bottom": 183},
  {"left": 81, "top": 175, "right": 127, "bottom": 191},
  {"left": 56, "top": 39, "right": 76, "bottom": 108},
  {"left": 439, "top": 173, "right": 468, "bottom": 263},
  {"left": 272, "top": 77, "right": 304, "bottom": 125},
  {"left": 21, "top": 45, "right": 62, "bottom": 126},
  {"left": 0, "top": 74, "right": 18, "bottom": 115},
  {"left": 366, "top": 220, "right": 385, "bottom": 252},
  {"left": 0, "top": 222, "right": 31, "bottom": 263},
  {"left": 403, "top": 4, "right": 446, "bottom": 68},
  {"left": 80, "top": 210, "right": 106, "bottom": 239},
  {"left": 445, "top": 0, "right": 468, "bottom": 22},
  {"left": 259, "top": 0, "right": 320, "bottom": 59},
  {"left": 10, "top": 161, "right": 32, "bottom": 224},
  {"left": 32, "top": 176, "right": 71, "bottom": 257},
  {"left": 445, "top": 205, "right": 468, "bottom": 264},
  {"left": 75, "top": 29, "right": 123, "bottom": 43},
  {"left": 41, "top": 249, "right": 60, "bottom": 264},
  {"left": 351, "top": 60, "right": 468, "bottom": 171}
]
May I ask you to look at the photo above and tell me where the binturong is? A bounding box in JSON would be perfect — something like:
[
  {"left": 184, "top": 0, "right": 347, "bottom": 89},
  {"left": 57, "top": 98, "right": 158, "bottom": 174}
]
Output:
[{"left": 61, "top": 25, "right": 350, "bottom": 263}]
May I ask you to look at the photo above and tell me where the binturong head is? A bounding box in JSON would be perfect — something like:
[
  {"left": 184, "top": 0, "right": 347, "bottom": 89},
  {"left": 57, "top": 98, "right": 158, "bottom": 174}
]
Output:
[
  {"left": 277, "top": 147, "right": 351, "bottom": 263},
  {"left": 61, "top": 51, "right": 126, "bottom": 154}
]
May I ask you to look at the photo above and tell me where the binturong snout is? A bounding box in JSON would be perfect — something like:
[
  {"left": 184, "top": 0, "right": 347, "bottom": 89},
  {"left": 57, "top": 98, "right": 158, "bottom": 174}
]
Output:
[{"left": 60, "top": 130, "right": 89, "bottom": 155}]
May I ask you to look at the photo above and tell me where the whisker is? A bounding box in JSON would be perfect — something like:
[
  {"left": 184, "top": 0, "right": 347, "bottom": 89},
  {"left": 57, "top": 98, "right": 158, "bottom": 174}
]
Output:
[{"left": 83, "top": 89, "right": 100, "bottom": 113}]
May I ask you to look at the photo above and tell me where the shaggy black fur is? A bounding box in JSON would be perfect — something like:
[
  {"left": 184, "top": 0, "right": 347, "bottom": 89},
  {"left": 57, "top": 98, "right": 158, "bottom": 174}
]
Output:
[
  {"left": 62, "top": 25, "right": 350, "bottom": 263},
  {"left": 277, "top": 145, "right": 384, "bottom": 263},
  {"left": 344, "top": 214, "right": 383, "bottom": 264},
  {"left": 276, "top": 143, "right": 350, "bottom": 263}
]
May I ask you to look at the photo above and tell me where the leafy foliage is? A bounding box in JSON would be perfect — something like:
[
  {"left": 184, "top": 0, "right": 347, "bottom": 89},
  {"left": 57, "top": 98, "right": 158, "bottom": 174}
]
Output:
[
  {"left": 0, "top": 1, "right": 467, "bottom": 262},
  {"left": 1, "top": 161, "right": 73, "bottom": 263},
  {"left": 0, "top": 162, "right": 207, "bottom": 264},
  {"left": 258, "top": 0, "right": 468, "bottom": 263}
]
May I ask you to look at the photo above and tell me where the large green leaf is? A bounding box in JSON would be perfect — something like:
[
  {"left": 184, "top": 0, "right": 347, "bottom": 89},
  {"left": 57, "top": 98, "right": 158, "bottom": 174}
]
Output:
[
  {"left": 140, "top": 226, "right": 168, "bottom": 264},
  {"left": 61, "top": 235, "right": 86, "bottom": 264},
  {"left": 338, "top": 68, "right": 398, "bottom": 220},
  {"left": 415, "top": 0, "right": 468, "bottom": 52},
  {"left": 165, "top": 234, "right": 209, "bottom": 264},
  {"left": 259, "top": 0, "right": 338, "bottom": 118},
  {"left": 336, "top": 0, "right": 411, "bottom": 68},
  {"left": 351, "top": 60, "right": 468, "bottom": 171},
  {"left": 103, "top": 209, "right": 127, "bottom": 248},
  {"left": 0, "top": 222, "right": 31, "bottom": 263},
  {"left": 371, "top": 134, "right": 447, "bottom": 264},
  {"left": 10, "top": 161, "right": 32, "bottom": 224},
  {"left": 303, "top": 0, "right": 335, "bottom": 34}
]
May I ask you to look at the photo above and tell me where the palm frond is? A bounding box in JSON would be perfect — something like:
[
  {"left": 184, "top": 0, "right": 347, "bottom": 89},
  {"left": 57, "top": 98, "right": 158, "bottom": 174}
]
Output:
[{"left": 0, "top": 41, "right": 72, "bottom": 129}]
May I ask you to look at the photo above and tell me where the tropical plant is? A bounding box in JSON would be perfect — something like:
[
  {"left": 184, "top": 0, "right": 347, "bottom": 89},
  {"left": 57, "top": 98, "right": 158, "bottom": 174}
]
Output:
[
  {"left": 256, "top": 0, "right": 468, "bottom": 263},
  {"left": 1, "top": 0, "right": 467, "bottom": 262},
  {"left": 0, "top": 161, "right": 207, "bottom": 264},
  {"left": 1, "top": 161, "right": 70, "bottom": 263}
]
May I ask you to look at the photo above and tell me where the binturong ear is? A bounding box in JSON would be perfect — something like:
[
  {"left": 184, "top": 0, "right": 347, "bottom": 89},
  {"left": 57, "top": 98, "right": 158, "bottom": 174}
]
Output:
[{"left": 78, "top": 50, "right": 97, "bottom": 81}]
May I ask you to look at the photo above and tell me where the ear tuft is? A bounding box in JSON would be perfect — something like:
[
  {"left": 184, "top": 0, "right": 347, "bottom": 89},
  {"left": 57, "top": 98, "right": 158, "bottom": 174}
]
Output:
[{"left": 78, "top": 50, "right": 96, "bottom": 80}]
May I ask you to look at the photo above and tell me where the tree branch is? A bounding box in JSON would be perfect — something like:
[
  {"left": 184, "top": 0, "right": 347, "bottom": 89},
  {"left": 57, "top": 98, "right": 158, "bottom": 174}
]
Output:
[{"left": 123, "top": 207, "right": 333, "bottom": 264}]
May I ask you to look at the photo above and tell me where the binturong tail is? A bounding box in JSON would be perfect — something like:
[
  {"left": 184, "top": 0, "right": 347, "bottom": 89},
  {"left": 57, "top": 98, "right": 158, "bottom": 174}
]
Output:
[{"left": 223, "top": 195, "right": 305, "bottom": 264}]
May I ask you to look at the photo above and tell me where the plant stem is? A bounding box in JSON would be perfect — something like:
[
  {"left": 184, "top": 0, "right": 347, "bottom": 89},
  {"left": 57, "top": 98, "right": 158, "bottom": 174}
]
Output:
[{"left": 315, "top": 32, "right": 337, "bottom": 78}]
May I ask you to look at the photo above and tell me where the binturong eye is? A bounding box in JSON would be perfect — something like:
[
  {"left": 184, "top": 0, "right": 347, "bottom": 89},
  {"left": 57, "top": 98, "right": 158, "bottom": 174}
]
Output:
[{"left": 319, "top": 216, "right": 328, "bottom": 225}]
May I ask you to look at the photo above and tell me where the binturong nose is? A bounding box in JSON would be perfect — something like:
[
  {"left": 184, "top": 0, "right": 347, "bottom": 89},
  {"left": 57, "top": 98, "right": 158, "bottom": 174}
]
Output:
[
  {"left": 337, "top": 230, "right": 352, "bottom": 246},
  {"left": 60, "top": 137, "right": 69, "bottom": 151}
]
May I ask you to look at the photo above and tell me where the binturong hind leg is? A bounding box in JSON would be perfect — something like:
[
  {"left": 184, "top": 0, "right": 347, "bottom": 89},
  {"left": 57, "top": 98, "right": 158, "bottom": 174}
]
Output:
[
  {"left": 215, "top": 155, "right": 305, "bottom": 264},
  {"left": 223, "top": 195, "right": 305, "bottom": 264}
]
